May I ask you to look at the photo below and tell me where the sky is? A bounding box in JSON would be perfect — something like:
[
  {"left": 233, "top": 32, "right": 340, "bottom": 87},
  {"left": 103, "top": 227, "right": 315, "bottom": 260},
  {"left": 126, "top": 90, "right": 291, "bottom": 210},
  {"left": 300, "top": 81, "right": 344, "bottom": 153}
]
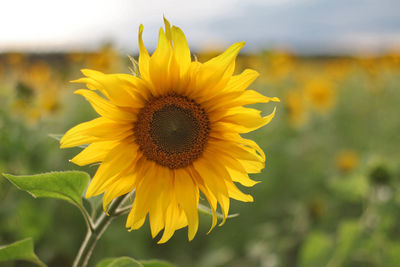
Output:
[{"left": 1, "top": 0, "right": 400, "bottom": 54}]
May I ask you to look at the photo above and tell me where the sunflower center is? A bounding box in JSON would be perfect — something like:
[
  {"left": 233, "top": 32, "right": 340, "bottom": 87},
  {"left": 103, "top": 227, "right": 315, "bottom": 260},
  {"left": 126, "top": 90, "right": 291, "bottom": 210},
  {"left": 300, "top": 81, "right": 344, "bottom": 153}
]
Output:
[
  {"left": 134, "top": 94, "right": 210, "bottom": 169},
  {"left": 150, "top": 105, "right": 199, "bottom": 153}
]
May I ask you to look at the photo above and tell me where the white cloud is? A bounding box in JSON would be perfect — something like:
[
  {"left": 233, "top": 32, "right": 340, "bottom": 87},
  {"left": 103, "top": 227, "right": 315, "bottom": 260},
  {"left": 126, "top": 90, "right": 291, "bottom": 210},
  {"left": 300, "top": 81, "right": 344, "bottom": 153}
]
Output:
[{"left": 0, "top": 0, "right": 399, "bottom": 53}]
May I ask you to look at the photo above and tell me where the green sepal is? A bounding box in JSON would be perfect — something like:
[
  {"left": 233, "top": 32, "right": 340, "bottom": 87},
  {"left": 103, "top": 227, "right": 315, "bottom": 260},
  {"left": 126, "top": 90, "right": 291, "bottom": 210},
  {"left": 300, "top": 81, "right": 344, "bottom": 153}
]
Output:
[
  {"left": 48, "top": 133, "right": 88, "bottom": 148},
  {"left": 198, "top": 203, "right": 239, "bottom": 219}
]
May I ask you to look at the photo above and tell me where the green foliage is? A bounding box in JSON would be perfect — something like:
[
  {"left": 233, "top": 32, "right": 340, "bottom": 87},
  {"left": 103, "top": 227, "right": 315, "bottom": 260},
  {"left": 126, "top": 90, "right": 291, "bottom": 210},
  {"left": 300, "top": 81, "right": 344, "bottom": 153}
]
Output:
[
  {"left": 0, "top": 238, "right": 46, "bottom": 267},
  {"left": 1, "top": 52, "right": 400, "bottom": 267},
  {"left": 2, "top": 171, "right": 90, "bottom": 209},
  {"left": 328, "top": 174, "right": 369, "bottom": 202},
  {"left": 386, "top": 243, "right": 400, "bottom": 267},
  {"left": 332, "top": 220, "right": 362, "bottom": 265},
  {"left": 97, "top": 257, "right": 143, "bottom": 267},
  {"left": 299, "top": 232, "right": 333, "bottom": 267},
  {"left": 369, "top": 165, "right": 391, "bottom": 185},
  {"left": 140, "top": 259, "right": 178, "bottom": 267}
]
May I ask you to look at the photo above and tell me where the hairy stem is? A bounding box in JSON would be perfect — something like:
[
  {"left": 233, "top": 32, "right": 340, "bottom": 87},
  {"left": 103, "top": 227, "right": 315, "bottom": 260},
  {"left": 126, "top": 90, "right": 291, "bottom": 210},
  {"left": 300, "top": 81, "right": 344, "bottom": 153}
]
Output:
[{"left": 72, "top": 195, "right": 127, "bottom": 267}]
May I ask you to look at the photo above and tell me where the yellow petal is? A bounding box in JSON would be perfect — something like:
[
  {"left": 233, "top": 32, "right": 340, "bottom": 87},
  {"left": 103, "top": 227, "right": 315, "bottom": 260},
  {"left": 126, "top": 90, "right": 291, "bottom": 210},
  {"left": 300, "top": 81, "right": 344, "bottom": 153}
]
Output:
[
  {"left": 138, "top": 24, "right": 151, "bottom": 83},
  {"left": 224, "top": 178, "right": 253, "bottom": 202},
  {"left": 193, "top": 155, "right": 230, "bottom": 225},
  {"left": 209, "top": 132, "right": 266, "bottom": 161},
  {"left": 189, "top": 166, "right": 218, "bottom": 232},
  {"left": 206, "top": 145, "right": 260, "bottom": 186},
  {"left": 102, "top": 173, "right": 136, "bottom": 211},
  {"left": 127, "top": 212, "right": 146, "bottom": 230},
  {"left": 205, "top": 90, "right": 280, "bottom": 113},
  {"left": 239, "top": 159, "right": 265, "bottom": 173},
  {"left": 201, "top": 146, "right": 254, "bottom": 202},
  {"left": 208, "top": 138, "right": 264, "bottom": 164},
  {"left": 71, "top": 77, "right": 99, "bottom": 91},
  {"left": 126, "top": 160, "right": 159, "bottom": 227},
  {"left": 74, "top": 89, "right": 136, "bottom": 122},
  {"left": 149, "top": 204, "right": 164, "bottom": 238},
  {"left": 60, "top": 117, "right": 132, "bottom": 148},
  {"left": 149, "top": 166, "right": 173, "bottom": 238},
  {"left": 70, "top": 140, "right": 119, "bottom": 166},
  {"left": 227, "top": 167, "right": 260, "bottom": 187},
  {"left": 174, "top": 168, "right": 199, "bottom": 241},
  {"left": 78, "top": 69, "right": 148, "bottom": 108},
  {"left": 224, "top": 68, "right": 259, "bottom": 92},
  {"left": 168, "top": 50, "right": 181, "bottom": 91},
  {"left": 158, "top": 199, "right": 187, "bottom": 244},
  {"left": 85, "top": 141, "right": 138, "bottom": 198},
  {"left": 149, "top": 28, "right": 172, "bottom": 94},
  {"left": 171, "top": 26, "right": 191, "bottom": 76},
  {"left": 194, "top": 42, "right": 244, "bottom": 98},
  {"left": 163, "top": 16, "right": 172, "bottom": 42},
  {"left": 175, "top": 61, "right": 200, "bottom": 97},
  {"left": 215, "top": 107, "right": 277, "bottom": 133}
]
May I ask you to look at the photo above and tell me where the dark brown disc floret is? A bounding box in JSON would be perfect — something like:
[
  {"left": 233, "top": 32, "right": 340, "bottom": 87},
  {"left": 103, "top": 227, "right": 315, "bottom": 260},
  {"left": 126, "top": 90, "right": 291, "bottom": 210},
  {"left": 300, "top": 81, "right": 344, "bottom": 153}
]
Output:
[{"left": 134, "top": 94, "right": 210, "bottom": 169}]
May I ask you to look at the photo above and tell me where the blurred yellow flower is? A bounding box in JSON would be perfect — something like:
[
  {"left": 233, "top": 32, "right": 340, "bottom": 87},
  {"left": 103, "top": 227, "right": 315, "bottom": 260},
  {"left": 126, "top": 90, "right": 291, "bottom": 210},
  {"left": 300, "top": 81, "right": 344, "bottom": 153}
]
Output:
[
  {"left": 8, "top": 59, "right": 61, "bottom": 123},
  {"left": 24, "top": 61, "right": 52, "bottom": 85},
  {"left": 304, "top": 77, "right": 336, "bottom": 112},
  {"left": 38, "top": 82, "right": 60, "bottom": 114},
  {"left": 68, "top": 52, "right": 85, "bottom": 63},
  {"left": 308, "top": 197, "right": 325, "bottom": 221},
  {"left": 323, "top": 59, "right": 352, "bottom": 82},
  {"left": 284, "top": 90, "right": 308, "bottom": 127},
  {"left": 336, "top": 150, "right": 359, "bottom": 173},
  {"left": 61, "top": 18, "right": 279, "bottom": 243},
  {"left": 86, "top": 44, "right": 122, "bottom": 73},
  {"left": 6, "top": 52, "right": 25, "bottom": 66},
  {"left": 265, "top": 51, "right": 295, "bottom": 81}
]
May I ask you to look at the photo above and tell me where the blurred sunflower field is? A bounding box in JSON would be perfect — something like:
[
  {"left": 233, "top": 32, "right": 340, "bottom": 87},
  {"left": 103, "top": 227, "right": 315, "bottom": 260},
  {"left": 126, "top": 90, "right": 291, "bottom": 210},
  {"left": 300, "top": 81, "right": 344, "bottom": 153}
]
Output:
[{"left": 1, "top": 45, "right": 400, "bottom": 267}]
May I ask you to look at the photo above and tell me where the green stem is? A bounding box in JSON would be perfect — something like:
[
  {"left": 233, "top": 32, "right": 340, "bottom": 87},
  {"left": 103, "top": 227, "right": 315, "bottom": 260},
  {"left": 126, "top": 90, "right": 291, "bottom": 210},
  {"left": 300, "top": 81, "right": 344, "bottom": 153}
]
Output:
[
  {"left": 72, "top": 195, "right": 127, "bottom": 267},
  {"left": 77, "top": 204, "right": 95, "bottom": 232}
]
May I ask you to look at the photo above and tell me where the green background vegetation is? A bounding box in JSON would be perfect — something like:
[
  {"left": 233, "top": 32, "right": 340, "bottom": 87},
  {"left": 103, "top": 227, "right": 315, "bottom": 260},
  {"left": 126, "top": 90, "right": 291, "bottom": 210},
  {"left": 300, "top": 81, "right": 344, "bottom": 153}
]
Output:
[{"left": 1, "top": 49, "right": 400, "bottom": 266}]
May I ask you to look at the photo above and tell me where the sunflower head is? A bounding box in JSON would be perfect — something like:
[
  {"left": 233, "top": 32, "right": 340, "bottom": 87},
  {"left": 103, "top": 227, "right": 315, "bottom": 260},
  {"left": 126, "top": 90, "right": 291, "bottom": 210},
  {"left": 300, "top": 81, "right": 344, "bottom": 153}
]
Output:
[
  {"left": 304, "top": 77, "right": 336, "bottom": 112},
  {"left": 60, "top": 18, "right": 279, "bottom": 243},
  {"left": 336, "top": 150, "right": 359, "bottom": 173}
]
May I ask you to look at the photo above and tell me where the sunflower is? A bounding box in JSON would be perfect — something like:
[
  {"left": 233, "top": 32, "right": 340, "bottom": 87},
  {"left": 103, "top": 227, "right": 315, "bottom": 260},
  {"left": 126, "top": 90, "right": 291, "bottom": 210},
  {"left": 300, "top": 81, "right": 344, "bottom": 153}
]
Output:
[
  {"left": 60, "top": 18, "right": 279, "bottom": 243},
  {"left": 304, "top": 77, "right": 336, "bottom": 112},
  {"left": 335, "top": 150, "right": 359, "bottom": 173},
  {"left": 284, "top": 90, "right": 308, "bottom": 127}
]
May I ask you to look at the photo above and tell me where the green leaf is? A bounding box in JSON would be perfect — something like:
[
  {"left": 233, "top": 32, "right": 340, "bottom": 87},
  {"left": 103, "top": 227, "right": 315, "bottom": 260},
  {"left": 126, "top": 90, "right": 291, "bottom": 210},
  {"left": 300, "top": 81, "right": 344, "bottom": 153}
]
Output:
[
  {"left": 85, "top": 194, "right": 104, "bottom": 218},
  {"left": 327, "top": 174, "right": 369, "bottom": 202},
  {"left": 299, "top": 231, "right": 334, "bottom": 267},
  {"left": 97, "top": 258, "right": 178, "bottom": 267},
  {"left": 386, "top": 242, "right": 400, "bottom": 267},
  {"left": 331, "top": 220, "right": 361, "bottom": 265},
  {"left": 140, "top": 259, "right": 178, "bottom": 267},
  {"left": 2, "top": 171, "right": 90, "bottom": 209},
  {"left": 0, "top": 238, "right": 46, "bottom": 267},
  {"left": 97, "top": 257, "right": 143, "bottom": 267}
]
